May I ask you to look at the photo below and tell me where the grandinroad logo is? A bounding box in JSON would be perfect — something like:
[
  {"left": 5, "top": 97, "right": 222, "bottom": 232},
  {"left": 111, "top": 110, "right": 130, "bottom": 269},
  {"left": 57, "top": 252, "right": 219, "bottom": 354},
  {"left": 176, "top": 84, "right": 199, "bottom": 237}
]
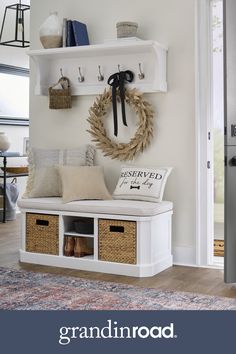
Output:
[{"left": 58, "top": 320, "right": 177, "bottom": 345}]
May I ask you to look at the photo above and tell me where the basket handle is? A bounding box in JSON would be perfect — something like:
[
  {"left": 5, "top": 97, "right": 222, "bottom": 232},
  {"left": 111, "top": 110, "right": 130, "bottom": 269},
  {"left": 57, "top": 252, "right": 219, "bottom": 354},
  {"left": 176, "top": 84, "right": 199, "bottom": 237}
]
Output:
[
  {"left": 36, "top": 219, "right": 49, "bottom": 226},
  {"left": 110, "top": 225, "right": 124, "bottom": 233}
]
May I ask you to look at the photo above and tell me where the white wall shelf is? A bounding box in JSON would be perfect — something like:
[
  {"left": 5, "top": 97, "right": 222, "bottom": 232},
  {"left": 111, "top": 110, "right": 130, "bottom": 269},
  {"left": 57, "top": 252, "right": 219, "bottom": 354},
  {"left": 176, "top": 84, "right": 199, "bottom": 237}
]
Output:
[{"left": 28, "top": 39, "right": 168, "bottom": 96}]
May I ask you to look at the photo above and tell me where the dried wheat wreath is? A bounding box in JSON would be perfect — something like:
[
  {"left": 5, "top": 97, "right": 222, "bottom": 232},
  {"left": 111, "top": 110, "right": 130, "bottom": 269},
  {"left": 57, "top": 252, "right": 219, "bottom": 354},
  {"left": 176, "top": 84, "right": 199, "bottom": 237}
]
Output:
[{"left": 87, "top": 88, "right": 154, "bottom": 161}]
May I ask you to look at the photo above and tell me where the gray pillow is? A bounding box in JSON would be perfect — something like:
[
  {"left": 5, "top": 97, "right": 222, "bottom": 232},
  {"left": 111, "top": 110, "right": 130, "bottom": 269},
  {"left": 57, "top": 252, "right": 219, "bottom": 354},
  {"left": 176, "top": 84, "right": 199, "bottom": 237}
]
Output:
[{"left": 23, "top": 145, "right": 96, "bottom": 198}]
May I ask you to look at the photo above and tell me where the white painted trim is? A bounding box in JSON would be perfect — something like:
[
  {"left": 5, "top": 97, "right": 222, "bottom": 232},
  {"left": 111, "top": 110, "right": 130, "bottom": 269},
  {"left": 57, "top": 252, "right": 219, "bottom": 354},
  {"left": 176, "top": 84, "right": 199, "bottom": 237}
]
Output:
[
  {"left": 213, "top": 256, "right": 224, "bottom": 269},
  {"left": 19, "top": 250, "right": 173, "bottom": 278},
  {"left": 172, "top": 247, "right": 223, "bottom": 268},
  {"left": 195, "top": 0, "right": 213, "bottom": 266},
  {"left": 173, "top": 246, "right": 196, "bottom": 266}
]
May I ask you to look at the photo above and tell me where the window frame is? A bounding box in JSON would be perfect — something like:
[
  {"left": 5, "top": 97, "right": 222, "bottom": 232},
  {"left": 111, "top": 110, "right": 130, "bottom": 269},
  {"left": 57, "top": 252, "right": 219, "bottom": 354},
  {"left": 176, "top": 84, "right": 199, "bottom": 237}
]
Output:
[
  {"left": 0, "top": 64, "right": 29, "bottom": 126},
  {"left": 195, "top": 0, "right": 213, "bottom": 266},
  {"left": 195, "top": 0, "right": 224, "bottom": 267}
]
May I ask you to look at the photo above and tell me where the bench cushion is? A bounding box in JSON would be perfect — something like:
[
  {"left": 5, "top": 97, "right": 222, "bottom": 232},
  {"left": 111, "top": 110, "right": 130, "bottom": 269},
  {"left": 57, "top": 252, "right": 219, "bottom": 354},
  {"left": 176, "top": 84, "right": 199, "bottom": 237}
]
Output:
[{"left": 18, "top": 197, "right": 173, "bottom": 217}]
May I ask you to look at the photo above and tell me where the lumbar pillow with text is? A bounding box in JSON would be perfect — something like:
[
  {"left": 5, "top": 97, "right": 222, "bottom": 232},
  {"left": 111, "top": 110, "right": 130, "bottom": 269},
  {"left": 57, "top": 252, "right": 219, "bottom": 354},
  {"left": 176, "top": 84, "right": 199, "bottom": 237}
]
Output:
[
  {"left": 23, "top": 145, "right": 96, "bottom": 198},
  {"left": 58, "top": 165, "right": 112, "bottom": 203},
  {"left": 113, "top": 166, "right": 172, "bottom": 202}
]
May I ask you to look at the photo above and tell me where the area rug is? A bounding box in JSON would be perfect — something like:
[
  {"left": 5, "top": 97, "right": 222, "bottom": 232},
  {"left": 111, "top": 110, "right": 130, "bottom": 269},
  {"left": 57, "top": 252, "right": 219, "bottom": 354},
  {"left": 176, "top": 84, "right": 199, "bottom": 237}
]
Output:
[{"left": 0, "top": 267, "right": 236, "bottom": 310}]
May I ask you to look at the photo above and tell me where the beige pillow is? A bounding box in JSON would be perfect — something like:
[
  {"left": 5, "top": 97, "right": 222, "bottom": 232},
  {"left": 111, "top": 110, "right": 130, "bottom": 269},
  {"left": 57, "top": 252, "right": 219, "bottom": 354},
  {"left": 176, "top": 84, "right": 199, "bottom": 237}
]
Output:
[
  {"left": 29, "top": 166, "right": 61, "bottom": 197},
  {"left": 58, "top": 166, "right": 112, "bottom": 203},
  {"left": 23, "top": 145, "right": 96, "bottom": 198}
]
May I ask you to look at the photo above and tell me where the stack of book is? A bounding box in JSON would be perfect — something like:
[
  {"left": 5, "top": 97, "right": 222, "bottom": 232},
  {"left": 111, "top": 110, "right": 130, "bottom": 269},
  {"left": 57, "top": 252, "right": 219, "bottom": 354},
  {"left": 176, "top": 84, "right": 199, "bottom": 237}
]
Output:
[{"left": 62, "top": 19, "right": 90, "bottom": 47}]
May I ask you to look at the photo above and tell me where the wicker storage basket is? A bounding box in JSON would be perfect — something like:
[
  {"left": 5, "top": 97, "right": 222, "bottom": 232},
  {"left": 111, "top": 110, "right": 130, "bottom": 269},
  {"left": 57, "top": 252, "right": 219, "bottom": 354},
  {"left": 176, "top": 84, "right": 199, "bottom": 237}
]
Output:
[
  {"left": 26, "top": 213, "right": 59, "bottom": 255},
  {"left": 49, "top": 87, "right": 72, "bottom": 109},
  {"left": 116, "top": 21, "right": 138, "bottom": 38},
  {"left": 214, "top": 239, "right": 224, "bottom": 257},
  {"left": 98, "top": 219, "right": 136, "bottom": 264}
]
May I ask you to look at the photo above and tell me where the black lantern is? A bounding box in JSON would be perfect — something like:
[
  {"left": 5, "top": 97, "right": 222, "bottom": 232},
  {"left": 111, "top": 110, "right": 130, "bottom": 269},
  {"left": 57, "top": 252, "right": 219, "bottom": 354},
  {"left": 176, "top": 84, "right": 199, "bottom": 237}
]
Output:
[{"left": 0, "top": 1, "right": 30, "bottom": 48}]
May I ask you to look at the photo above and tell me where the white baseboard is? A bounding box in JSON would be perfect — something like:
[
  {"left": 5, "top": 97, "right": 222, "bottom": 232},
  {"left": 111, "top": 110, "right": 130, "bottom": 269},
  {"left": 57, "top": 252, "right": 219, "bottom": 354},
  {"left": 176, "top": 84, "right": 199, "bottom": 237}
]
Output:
[
  {"left": 172, "top": 247, "right": 224, "bottom": 269},
  {"left": 173, "top": 246, "right": 196, "bottom": 266}
]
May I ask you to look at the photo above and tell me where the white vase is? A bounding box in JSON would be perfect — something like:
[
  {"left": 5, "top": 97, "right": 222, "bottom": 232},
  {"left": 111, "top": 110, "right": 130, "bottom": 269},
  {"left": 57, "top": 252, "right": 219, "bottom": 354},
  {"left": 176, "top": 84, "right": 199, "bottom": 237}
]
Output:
[
  {"left": 0, "top": 132, "right": 11, "bottom": 152},
  {"left": 39, "top": 12, "right": 62, "bottom": 49}
]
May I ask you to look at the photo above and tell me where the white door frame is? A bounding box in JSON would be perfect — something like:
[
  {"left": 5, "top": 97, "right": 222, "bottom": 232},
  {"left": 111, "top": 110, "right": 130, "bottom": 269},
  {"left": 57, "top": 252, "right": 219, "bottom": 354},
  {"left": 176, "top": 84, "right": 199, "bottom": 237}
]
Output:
[{"left": 195, "top": 0, "right": 215, "bottom": 266}]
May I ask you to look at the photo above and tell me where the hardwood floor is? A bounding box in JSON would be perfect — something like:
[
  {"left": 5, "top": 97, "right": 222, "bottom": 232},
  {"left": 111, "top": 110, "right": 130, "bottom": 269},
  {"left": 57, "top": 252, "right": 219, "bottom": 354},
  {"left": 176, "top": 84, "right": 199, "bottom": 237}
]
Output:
[{"left": 1, "top": 215, "right": 236, "bottom": 299}]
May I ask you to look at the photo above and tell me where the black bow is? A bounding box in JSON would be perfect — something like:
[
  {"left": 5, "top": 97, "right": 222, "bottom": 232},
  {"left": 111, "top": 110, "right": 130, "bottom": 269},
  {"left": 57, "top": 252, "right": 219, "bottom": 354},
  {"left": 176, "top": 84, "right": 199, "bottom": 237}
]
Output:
[{"left": 108, "top": 70, "right": 134, "bottom": 136}]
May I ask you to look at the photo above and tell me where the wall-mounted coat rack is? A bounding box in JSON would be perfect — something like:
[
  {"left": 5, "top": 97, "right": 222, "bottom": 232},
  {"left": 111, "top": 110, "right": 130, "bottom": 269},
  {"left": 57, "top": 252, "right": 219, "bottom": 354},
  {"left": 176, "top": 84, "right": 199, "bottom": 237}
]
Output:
[{"left": 28, "top": 39, "right": 168, "bottom": 96}]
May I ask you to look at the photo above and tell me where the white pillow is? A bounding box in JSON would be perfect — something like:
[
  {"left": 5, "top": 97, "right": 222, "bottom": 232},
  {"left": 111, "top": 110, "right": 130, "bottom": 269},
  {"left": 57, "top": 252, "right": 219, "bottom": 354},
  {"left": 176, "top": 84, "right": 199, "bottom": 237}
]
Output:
[{"left": 113, "top": 166, "right": 172, "bottom": 202}]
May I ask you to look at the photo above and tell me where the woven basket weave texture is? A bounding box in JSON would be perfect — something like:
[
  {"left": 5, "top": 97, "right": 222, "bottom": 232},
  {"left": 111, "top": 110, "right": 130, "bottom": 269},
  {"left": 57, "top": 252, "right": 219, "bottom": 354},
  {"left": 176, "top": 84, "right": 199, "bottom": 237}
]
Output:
[
  {"left": 49, "top": 87, "right": 72, "bottom": 109},
  {"left": 98, "top": 219, "right": 136, "bottom": 264},
  {"left": 214, "top": 240, "right": 224, "bottom": 257},
  {"left": 26, "top": 213, "right": 59, "bottom": 255},
  {"left": 116, "top": 21, "right": 138, "bottom": 38}
]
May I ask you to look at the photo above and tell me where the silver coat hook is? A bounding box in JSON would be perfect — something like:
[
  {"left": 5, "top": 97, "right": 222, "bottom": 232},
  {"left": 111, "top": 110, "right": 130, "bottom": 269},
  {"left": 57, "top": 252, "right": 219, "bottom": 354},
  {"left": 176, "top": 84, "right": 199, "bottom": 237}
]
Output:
[
  {"left": 118, "top": 64, "right": 121, "bottom": 72},
  {"left": 78, "top": 67, "right": 85, "bottom": 82},
  {"left": 138, "top": 63, "right": 145, "bottom": 80},
  {"left": 98, "top": 65, "right": 104, "bottom": 81},
  {"left": 60, "top": 68, "right": 64, "bottom": 78}
]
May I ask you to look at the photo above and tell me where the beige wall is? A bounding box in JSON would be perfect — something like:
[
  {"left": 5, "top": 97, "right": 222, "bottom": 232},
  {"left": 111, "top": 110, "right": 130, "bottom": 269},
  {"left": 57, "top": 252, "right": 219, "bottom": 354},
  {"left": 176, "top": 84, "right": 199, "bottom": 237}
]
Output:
[{"left": 30, "top": 0, "right": 196, "bottom": 261}]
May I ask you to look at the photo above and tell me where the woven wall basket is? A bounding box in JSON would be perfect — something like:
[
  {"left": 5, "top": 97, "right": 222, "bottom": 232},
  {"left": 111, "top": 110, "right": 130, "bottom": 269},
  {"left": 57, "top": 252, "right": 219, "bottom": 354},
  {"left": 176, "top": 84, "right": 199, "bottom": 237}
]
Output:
[{"left": 49, "top": 87, "right": 72, "bottom": 109}]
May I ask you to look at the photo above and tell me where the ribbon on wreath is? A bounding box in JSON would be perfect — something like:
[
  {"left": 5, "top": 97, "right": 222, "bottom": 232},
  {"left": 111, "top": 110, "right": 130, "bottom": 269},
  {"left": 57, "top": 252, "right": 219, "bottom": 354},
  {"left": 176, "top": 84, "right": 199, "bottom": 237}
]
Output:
[{"left": 107, "top": 70, "right": 134, "bottom": 136}]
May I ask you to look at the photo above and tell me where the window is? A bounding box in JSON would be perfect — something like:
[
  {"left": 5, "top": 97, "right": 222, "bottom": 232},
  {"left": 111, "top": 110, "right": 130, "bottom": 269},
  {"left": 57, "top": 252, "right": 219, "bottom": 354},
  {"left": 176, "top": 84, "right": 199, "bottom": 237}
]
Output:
[{"left": 0, "top": 64, "right": 29, "bottom": 125}]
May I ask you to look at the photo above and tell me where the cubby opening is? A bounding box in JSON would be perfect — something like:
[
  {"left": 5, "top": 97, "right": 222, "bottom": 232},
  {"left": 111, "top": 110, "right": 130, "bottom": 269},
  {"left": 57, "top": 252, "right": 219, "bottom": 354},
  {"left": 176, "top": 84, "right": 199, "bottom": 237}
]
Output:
[{"left": 63, "top": 216, "right": 94, "bottom": 259}]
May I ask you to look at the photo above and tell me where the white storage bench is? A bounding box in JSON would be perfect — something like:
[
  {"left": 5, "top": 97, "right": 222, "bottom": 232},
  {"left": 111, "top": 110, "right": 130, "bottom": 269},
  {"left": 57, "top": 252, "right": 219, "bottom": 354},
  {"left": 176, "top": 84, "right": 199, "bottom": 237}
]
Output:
[{"left": 18, "top": 198, "right": 173, "bottom": 277}]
